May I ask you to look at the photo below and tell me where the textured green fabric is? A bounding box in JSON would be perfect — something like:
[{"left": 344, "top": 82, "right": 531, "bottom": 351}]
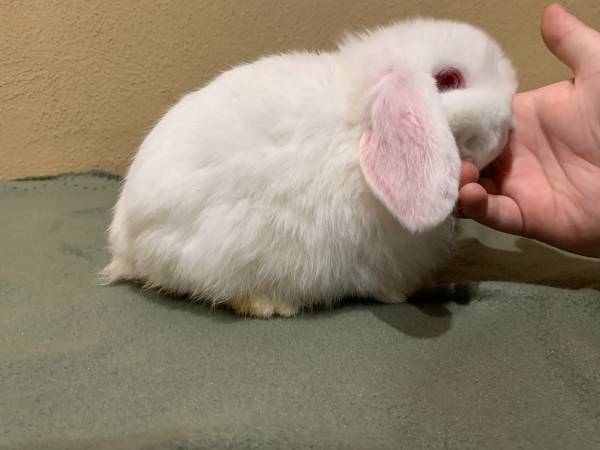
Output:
[{"left": 1, "top": 174, "right": 599, "bottom": 450}]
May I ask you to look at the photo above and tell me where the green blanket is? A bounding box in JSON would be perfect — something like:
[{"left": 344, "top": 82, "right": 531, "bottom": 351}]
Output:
[{"left": 1, "top": 173, "right": 599, "bottom": 450}]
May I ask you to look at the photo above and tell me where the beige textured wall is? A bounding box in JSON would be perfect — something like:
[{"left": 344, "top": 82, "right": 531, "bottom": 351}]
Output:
[{"left": 2, "top": 0, "right": 599, "bottom": 180}]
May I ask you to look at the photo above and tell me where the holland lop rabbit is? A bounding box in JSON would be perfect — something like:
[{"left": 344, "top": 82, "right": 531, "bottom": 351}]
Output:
[{"left": 103, "top": 18, "right": 517, "bottom": 318}]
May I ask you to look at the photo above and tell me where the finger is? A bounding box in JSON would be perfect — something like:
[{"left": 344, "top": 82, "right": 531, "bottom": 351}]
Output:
[
  {"left": 460, "top": 161, "right": 479, "bottom": 188},
  {"left": 541, "top": 3, "right": 600, "bottom": 77},
  {"left": 458, "top": 183, "right": 525, "bottom": 235},
  {"left": 455, "top": 179, "right": 494, "bottom": 218}
]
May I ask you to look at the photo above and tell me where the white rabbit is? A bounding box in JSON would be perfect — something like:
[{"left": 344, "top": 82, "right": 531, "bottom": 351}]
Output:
[{"left": 102, "top": 18, "right": 517, "bottom": 318}]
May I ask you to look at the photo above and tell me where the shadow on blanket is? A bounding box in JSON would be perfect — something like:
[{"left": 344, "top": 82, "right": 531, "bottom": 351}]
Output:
[{"left": 438, "top": 237, "right": 600, "bottom": 289}]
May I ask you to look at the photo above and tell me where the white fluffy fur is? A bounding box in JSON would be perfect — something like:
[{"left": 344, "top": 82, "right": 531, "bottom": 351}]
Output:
[{"left": 102, "top": 18, "right": 517, "bottom": 315}]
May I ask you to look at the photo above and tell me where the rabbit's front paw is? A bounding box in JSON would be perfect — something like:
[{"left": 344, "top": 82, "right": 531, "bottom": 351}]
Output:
[{"left": 230, "top": 295, "right": 298, "bottom": 319}]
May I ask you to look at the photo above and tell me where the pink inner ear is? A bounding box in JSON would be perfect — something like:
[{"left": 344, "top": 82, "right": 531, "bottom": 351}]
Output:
[{"left": 359, "top": 71, "right": 459, "bottom": 233}]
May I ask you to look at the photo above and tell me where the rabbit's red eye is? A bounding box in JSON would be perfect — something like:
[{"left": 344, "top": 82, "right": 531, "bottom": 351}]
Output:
[{"left": 435, "top": 68, "right": 465, "bottom": 92}]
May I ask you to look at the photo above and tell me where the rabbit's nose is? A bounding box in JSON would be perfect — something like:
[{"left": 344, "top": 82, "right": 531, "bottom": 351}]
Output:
[{"left": 454, "top": 125, "right": 509, "bottom": 170}]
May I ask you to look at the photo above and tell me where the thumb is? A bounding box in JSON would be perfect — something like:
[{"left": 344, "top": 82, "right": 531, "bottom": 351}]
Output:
[{"left": 541, "top": 3, "right": 600, "bottom": 77}]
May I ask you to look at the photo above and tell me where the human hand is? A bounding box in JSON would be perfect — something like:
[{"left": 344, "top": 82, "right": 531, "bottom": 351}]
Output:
[{"left": 459, "top": 3, "right": 600, "bottom": 258}]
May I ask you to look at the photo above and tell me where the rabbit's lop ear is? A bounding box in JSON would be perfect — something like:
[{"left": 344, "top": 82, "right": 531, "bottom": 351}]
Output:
[{"left": 359, "top": 70, "right": 460, "bottom": 233}]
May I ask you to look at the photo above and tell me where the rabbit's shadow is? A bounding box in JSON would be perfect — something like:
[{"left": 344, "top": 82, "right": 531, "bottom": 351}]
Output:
[
  {"left": 368, "top": 283, "right": 475, "bottom": 338},
  {"left": 128, "top": 284, "right": 239, "bottom": 323},
  {"left": 126, "top": 279, "right": 473, "bottom": 339}
]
